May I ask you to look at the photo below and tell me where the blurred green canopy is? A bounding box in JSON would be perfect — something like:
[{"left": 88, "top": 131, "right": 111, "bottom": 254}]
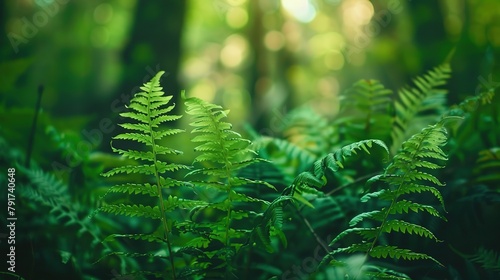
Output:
[{"left": 1, "top": 0, "right": 499, "bottom": 129}]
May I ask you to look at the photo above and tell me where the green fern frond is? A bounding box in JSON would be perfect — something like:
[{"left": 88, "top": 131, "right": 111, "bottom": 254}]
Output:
[
  {"left": 324, "top": 118, "right": 452, "bottom": 276},
  {"left": 254, "top": 195, "right": 294, "bottom": 253},
  {"left": 391, "top": 64, "right": 451, "bottom": 154},
  {"left": 447, "top": 86, "right": 496, "bottom": 117},
  {"left": 468, "top": 247, "right": 500, "bottom": 272},
  {"left": 184, "top": 95, "right": 256, "bottom": 178},
  {"left": 98, "top": 71, "right": 190, "bottom": 279},
  {"left": 474, "top": 147, "right": 500, "bottom": 186},
  {"left": 183, "top": 93, "right": 277, "bottom": 276},
  {"left": 291, "top": 139, "right": 389, "bottom": 198},
  {"left": 337, "top": 79, "right": 394, "bottom": 144},
  {"left": 279, "top": 105, "right": 334, "bottom": 154},
  {"left": 15, "top": 165, "right": 140, "bottom": 271},
  {"left": 254, "top": 136, "right": 318, "bottom": 181}
]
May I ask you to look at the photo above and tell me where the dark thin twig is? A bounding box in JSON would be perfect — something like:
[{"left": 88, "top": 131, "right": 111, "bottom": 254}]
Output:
[
  {"left": 291, "top": 171, "right": 381, "bottom": 254},
  {"left": 292, "top": 204, "right": 330, "bottom": 254},
  {"left": 25, "top": 85, "right": 44, "bottom": 167}
]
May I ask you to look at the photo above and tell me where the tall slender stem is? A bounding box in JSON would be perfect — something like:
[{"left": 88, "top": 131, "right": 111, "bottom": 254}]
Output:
[
  {"left": 26, "top": 85, "right": 43, "bottom": 167},
  {"left": 147, "top": 90, "right": 176, "bottom": 280}
]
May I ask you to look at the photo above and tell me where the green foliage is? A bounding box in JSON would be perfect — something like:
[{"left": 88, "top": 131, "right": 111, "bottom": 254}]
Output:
[
  {"left": 8, "top": 63, "right": 494, "bottom": 279},
  {"left": 253, "top": 136, "right": 317, "bottom": 184},
  {"left": 474, "top": 147, "right": 500, "bottom": 186},
  {"left": 17, "top": 165, "right": 133, "bottom": 271},
  {"left": 0, "top": 129, "right": 130, "bottom": 279},
  {"left": 336, "top": 79, "right": 393, "bottom": 145},
  {"left": 321, "top": 118, "right": 452, "bottom": 278},
  {"left": 98, "top": 71, "right": 190, "bottom": 279},
  {"left": 98, "top": 73, "right": 281, "bottom": 279},
  {"left": 325, "top": 64, "right": 451, "bottom": 155},
  {"left": 289, "top": 139, "right": 389, "bottom": 198},
  {"left": 391, "top": 64, "right": 451, "bottom": 154},
  {"left": 466, "top": 247, "right": 500, "bottom": 273},
  {"left": 245, "top": 64, "right": 493, "bottom": 279},
  {"left": 183, "top": 93, "right": 277, "bottom": 277}
]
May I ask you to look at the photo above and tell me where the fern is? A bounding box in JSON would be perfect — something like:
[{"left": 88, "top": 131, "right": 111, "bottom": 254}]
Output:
[
  {"left": 467, "top": 247, "right": 500, "bottom": 273},
  {"left": 183, "top": 93, "right": 277, "bottom": 277},
  {"left": 473, "top": 148, "right": 500, "bottom": 186},
  {"left": 322, "top": 117, "right": 456, "bottom": 278},
  {"left": 279, "top": 105, "right": 334, "bottom": 155},
  {"left": 391, "top": 64, "right": 451, "bottom": 154},
  {"left": 253, "top": 140, "right": 388, "bottom": 261},
  {"left": 15, "top": 164, "right": 138, "bottom": 277},
  {"left": 254, "top": 195, "right": 292, "bottom": 254},
  {"left": 447, "top": 85, "right": 496, "bottom": 117},
  {"left": 99, "top": 71, "right": 191, "bottom": 279},
  {"left": 253, "top": 136, "right": 317, "bottom": 184},
  {"left": 336, "top": 79, "right": 394, "bottom": 145},
  {"left": 289, "top": 139, "right": 389, "bottom": 200}
]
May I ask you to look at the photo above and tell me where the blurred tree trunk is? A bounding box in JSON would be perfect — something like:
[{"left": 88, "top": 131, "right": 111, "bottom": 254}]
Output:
[
  {"left": 119, "top": 0, "right": 186, "bottom": 112},
  {"left": 247, "top": 1, "right": 294, "bottom": 132},
  {"left": 0, "top": 0, "right": 8, "bottom": 58}
]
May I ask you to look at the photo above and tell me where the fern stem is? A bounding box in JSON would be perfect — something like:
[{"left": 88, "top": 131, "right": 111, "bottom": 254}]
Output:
[
  {"left": 147, "top": 93, "right": 176, "bottom": 280},
  {"left": 221, "top": 127, "right": 233, "bottom": 278}
]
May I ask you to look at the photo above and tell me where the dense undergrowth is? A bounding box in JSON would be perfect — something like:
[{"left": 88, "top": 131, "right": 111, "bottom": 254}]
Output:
[{"left": 1, "top": 64, "right": 499, "bottom": 280}]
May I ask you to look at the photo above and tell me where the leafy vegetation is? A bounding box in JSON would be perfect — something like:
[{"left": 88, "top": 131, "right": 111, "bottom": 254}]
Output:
[{"left": 1, "top": 62, "right": 499, "bottom": 279}]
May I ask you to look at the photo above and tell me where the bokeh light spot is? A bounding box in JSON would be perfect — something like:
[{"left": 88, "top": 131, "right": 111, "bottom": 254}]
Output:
[
  {"left": 324, "top": 51, "right": 344, "bottom": 70},
  {"left": 226, "top": 7, "right": 248, "bottom": 29},
  {"left": 264, "top": 31, "right": 286, "bottom": 51},
  {"left": 190, "top": 79, "right": 217, "bottom": 102},
  {"left": 220, "top": 34, "right": 248, "bottom": 68},
  {"left": 227, "top": 0, "right": 246, "bottom": 6},
  {"left": 341, "top": 0, "right": 374, "bottom": 26},
  {"left": 94, "top": 3, "right": 114, "bottom": 25},
  {"left": 308, "top": 32, "right": 345, "bottom": 54},
  {"left": 281, "top": 0, "right": 317, "bottom": 23}
]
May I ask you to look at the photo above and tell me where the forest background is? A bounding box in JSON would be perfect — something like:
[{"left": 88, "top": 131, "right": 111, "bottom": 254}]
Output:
[{"left": 1, "top": 0, "right": 500, "bottom": 279}]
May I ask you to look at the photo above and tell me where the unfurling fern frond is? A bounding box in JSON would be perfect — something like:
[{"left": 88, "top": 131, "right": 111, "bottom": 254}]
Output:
[
  {"left": 183, "top": 93, "right": 277, "bottom": 277},
  {"left": 336, "top": 79, "right": 394, "bottom": 145},
  {"left": 391, "top": 64, "right": 451, "bottom": 154},
  {"left": 99, "top": 71, "right": 191, "bottom": 279},
  {"left": 323, "top": 118, "right": 455, "bottom": 278}
]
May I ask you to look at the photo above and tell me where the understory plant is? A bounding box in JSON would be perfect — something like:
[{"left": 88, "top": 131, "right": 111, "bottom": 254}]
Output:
[{"left": 94, "top": 64, "right": 498, "bottom": 280}]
